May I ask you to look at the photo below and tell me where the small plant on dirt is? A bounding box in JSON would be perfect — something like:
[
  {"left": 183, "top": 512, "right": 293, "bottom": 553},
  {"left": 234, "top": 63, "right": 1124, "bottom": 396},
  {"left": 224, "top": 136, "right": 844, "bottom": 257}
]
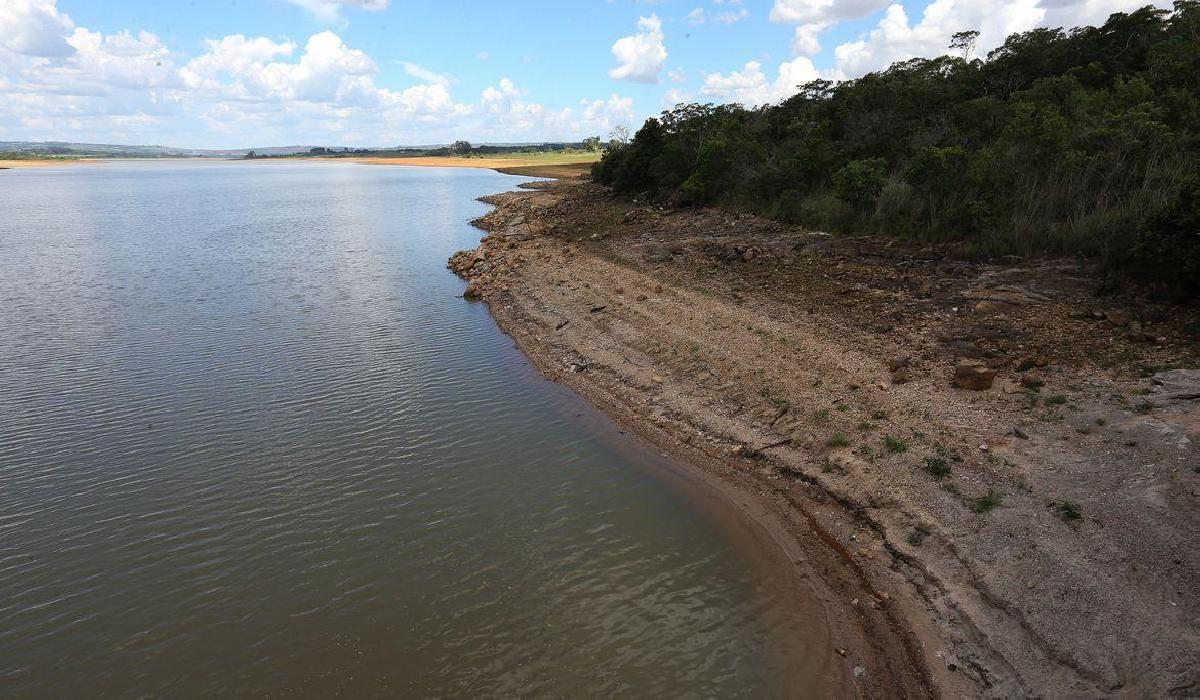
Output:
[
  {"left": 1050, "top": 499, "right": 1082, "bottom": 521},
  {"left": 1045, "top": 394, "right": 1068, "bottom": 406},
  {"left": 857, "top": 421, "right": 876, "bottom": 432},
  {"left": 771, "top": 397, "right": 790, "bottom": 410},
  {"left": 826, "top": 434, "right": 851, "bottom": 448},
  {"left": 872, "top": 410, "right": 889, "bottom": 420},
  {"left": 814, "top": 408, "right": 832, "bottom": 422},
  {"left": 934, "top": 443, "right": 963, "bottom": 462},
  {"left": 1133, "top": 400, "right": 1153, "bottom": 415},
  {"left": 884, "top": 435, "right": 908, "bottom": 454},
  {"left": 835, "top": 403, "right": 850, "bottom": 412},
  {"left": 821, "top": 460, "right": 836, "bottom": 474},
  {"left": 943, "top": 483, "right": 961, "bottom": 496},
  {"left": 969, "top": 490, "right": 1004, "bottom": 513},
  {"left": 1095, "top": 417, "right": 1107, "bottom": 426},
  {"left": 923, "top": 457, "right": 952, "bottom": 479}
]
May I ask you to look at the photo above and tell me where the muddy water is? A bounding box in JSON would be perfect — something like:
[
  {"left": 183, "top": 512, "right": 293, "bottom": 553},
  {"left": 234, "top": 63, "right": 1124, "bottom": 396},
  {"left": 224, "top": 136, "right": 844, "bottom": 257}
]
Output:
[{"left": 0, "top": 161, "right": 837, "bottom": 696}]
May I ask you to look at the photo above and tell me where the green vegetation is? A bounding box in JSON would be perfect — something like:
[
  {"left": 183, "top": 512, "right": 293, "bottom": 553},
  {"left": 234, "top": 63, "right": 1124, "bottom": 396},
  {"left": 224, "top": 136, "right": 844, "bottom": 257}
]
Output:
[
  {"left": 593, "top": 4, "right": 1200, "bottom": 294},
  {"left": 826, "top": 434, "right": 851, "bottom": 448},
  {"left": 1051, "top": 498, "right": 1084, "bottom": 521},
  {"left": 924, "top": 457, "right": 952, "bottom": 479},
  {"left": 884, "top": 435, "right": 909, "bottom": 454},
  {"left": 969, "top": 490, "right": 1005, "bottom": 513}
]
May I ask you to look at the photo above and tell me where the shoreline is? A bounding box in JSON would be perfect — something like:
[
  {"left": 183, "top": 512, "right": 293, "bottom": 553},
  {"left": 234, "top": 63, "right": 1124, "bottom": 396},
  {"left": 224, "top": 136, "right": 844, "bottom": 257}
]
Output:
[
  {"left": 0, "top": 159, "right": 87, "bottom": 170},
  {"left": 450, "top": 177, "right": 1199, "bottom": 696}
]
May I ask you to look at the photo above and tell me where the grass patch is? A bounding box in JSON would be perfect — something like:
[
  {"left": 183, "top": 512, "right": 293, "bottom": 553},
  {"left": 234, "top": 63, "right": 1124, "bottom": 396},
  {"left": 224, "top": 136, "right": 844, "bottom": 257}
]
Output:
[
  {"left": 826, "top": 434, "right": 851, "bottom": 448},
  {"left": 968, "top": 490, "right": 1004, "bottom": 514},
  {"left": 1050, "top": 499, "right": 1082, "bottom": 521},
  {"left": 923, "top": 457, "right": 952, "bottom": 479},
  {"left": 884, "top": 435, "right": 908, "bottom": 454}
]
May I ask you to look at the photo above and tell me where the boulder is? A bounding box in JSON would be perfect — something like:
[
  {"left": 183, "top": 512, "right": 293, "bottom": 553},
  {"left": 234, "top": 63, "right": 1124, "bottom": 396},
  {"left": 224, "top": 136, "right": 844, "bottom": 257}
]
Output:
[
  {"left": 1014, "top": 355, "right": 1048, "bottom": 372},
  {"left": 953, "top": 363, "right": 996, "bottom": 391},
  {"left": 1105, "top": 309, "right": 1133, "bottom": 326}
]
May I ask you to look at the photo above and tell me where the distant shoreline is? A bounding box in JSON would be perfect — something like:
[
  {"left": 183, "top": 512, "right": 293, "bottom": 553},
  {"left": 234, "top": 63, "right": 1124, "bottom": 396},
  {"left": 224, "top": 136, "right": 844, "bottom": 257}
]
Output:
[
  {"left": 0, "top": 159, "right": 88, "bottom": 170},
  {"left": 349, "top": 155, "right": 597, "bottom": 180}
]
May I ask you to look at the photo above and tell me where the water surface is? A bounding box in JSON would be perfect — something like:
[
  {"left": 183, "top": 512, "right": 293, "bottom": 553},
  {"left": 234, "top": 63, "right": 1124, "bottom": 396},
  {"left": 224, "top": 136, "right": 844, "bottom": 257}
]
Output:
[{"left": 0, "top": 161, "right": 831, "bottom": 696}]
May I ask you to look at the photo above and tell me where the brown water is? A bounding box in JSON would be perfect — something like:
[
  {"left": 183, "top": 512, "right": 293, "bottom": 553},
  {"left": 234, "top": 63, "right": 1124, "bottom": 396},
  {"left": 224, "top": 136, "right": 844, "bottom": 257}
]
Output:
[{"left": 0, "top": 161, "right": 835, "bottom": 696}]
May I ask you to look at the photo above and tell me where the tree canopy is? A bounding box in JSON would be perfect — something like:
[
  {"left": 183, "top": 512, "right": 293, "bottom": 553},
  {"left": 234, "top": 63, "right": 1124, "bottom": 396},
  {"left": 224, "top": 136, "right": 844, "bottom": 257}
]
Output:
[{"left": 593, "top": 2, "right": 1200, "bottom": 293}]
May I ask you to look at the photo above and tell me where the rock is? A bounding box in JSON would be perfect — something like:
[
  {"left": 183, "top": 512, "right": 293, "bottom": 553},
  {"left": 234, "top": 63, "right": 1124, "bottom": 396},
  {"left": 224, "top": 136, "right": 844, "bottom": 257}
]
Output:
[
  {"left": 953, "top": 363, "right": 996, "bottom": 391},
  {"left": 1127, "top": 321, "right": 1155, "bottom": 343},
  {"left": 589, "top": 305, "right": 607, "bottom": 314},
  {"left": 654, "top": 284, "right": 663, "bottom": 294},
  {"left": 1014, "top": 355, "right": 1047, "bottom": 372},
  {"left": 887, "top": 356, "right": 911, "bottom": 372},
  {"left": 635, "top": 294, "right": 648, "bottom": 302},
  {"left": 890, "top": 367, "right": 911, "bottom": 385},
  {"left": 462, "top": 282, "right": 482, "bottom": 299},
  {"left": 742, "top": 249, "right": 757, "bottom": 262},
  {"left": 1105, "top": 309, "right": 1133, "bottom": 326},
  {"left": 1013, "top": 427, "right": 1029, "bottom": 439},
  {"left": 1020, "top": 374, "right": 1045, "bottom": 389}
]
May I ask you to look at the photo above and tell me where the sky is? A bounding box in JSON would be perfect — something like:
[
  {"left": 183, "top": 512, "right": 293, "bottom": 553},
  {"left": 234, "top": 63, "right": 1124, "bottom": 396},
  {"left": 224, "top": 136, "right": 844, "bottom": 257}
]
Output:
[{"left": 0, "top": 0, "right": 1168, "bottom": 148}]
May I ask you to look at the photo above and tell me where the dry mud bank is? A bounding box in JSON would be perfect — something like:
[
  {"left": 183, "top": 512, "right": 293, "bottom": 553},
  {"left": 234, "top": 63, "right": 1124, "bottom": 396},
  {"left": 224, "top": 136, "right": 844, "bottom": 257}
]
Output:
[{"left": 450, "top": 179, "right": 1200, "bottom": 697}]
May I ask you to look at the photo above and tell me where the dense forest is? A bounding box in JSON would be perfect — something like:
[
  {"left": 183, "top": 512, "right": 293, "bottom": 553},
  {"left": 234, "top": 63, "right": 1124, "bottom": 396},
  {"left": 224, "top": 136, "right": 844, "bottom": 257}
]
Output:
[{"left": 594, "top": 2, "right": 1200, "bottom": 293}]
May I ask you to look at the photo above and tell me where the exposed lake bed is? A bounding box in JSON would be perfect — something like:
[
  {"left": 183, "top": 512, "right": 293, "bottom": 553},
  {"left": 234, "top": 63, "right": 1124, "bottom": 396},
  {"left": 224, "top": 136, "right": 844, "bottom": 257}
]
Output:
[{"left": 0, "top": 161, "right": 854, "bottom": 696}]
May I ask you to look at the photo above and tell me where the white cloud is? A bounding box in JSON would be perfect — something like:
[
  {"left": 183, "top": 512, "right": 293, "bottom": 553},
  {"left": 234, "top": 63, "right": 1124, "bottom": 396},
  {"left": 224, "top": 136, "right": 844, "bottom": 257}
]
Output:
[
  {"left": 714, "top": 8, "right": 750, "bottom": 24},
  {"left": 0, "top": 0, "right": 76, "bottom": 57},
  {"left": 400, "top": 61, "right": 451, "bottom": 86},
  {"left": 825, "top": 0, "right": 1162, "bottom": 77},
  {"left": 700, "top": 56, "right": 824, "bottom": 106},
  {"left": 686, "top": 8, "right": 707, "bottom": 25},
  {"left": 282, "top": 0, "right": 389, "bottom": 22},
  {"left": 609, "top": 14, "right": 667, "bottom": 83},
  {"left": 769, "top": 0, "right": 890, "bottom": 57},
  {"left": 0, "top": 0, "right": 638, "bottom": 147}
]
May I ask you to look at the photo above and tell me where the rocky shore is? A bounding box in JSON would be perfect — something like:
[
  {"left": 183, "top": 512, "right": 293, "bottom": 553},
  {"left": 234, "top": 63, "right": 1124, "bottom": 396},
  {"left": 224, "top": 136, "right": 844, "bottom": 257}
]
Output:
[{"left": 450, "top": 177, "right": 1200, "bottom": 697}]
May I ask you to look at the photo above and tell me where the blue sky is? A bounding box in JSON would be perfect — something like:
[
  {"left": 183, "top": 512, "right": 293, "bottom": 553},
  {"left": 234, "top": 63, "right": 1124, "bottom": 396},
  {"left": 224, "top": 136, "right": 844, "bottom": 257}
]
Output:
[{"left": 0, "top": 0, "right": 1160, "bottom": 148}]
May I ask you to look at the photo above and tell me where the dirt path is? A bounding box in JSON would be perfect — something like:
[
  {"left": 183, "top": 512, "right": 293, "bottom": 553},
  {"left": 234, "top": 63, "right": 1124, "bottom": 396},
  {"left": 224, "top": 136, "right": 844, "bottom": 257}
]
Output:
[{"left": 451, "top": 180, "right": 1200, "bottom": 697}]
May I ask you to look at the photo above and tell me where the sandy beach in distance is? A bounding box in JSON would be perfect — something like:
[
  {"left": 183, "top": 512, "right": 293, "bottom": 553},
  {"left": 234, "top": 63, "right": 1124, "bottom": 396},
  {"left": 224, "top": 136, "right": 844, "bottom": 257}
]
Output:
[
  {"left": 0, "top": 159, "right": 85, "bottom": 169},
  {"left": 353, "top": 153, "right": 598, "bottom": 179}
]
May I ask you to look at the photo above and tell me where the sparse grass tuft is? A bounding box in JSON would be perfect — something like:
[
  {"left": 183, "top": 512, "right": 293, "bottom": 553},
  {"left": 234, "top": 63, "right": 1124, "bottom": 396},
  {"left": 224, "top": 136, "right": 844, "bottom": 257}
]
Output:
[
  {"left": 814, "top": 408, "right": 832, "bottom": 422},
  {"left": 826, "top": 434, "right": 851, "bottom": 448},
  {"left": 1050, "top": 499, "right": 1082, "bottom": 521},
  {"left": 1045, "top": 394, "right": 1068, "bottom": 406},
  {"left": 857, "top": 420, "right": 876, "bottom": 432},
  {"left": 969, "top": 490, "right": 1004, "bottom": 513},
  {"left": 923, "top": 457, "right": 951, "bottom": 479},
  {"left": 884, "top": 435, "right": 908, "bottom": 454},
  {"left": 872, "top": 410, "right": 889, "bottom": 420}
]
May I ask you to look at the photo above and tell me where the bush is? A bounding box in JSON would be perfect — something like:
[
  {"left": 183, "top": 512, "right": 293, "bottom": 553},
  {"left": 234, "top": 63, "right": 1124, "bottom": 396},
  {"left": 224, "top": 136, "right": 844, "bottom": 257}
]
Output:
[{"left": 591, "top": 4, "right": 1200, "bottom": 295}]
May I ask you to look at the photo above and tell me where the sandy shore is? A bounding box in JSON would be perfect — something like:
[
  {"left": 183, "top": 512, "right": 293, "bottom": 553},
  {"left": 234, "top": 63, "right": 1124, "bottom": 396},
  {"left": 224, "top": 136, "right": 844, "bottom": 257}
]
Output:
[
  {"left": 450, "top": 178, "right": 1200, "bottom": 696},
  {"left": 0, "top": 159, "right": 84, "bottom": 169},
  {"left": 352, "top": 155, "right": 597, "bottom": 179}
]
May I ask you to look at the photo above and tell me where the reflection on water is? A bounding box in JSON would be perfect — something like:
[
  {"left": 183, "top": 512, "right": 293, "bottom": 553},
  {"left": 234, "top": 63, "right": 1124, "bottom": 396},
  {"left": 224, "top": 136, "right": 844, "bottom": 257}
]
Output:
[{"left": 0, "top": 161, "right": 831, "bottom": 696}]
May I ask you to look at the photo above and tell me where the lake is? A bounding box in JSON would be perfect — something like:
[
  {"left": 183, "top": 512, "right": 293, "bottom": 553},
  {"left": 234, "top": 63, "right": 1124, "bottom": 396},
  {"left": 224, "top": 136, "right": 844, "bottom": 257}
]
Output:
[{"left": 0, "top": 161, "right": 833, "bottom": 696}]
